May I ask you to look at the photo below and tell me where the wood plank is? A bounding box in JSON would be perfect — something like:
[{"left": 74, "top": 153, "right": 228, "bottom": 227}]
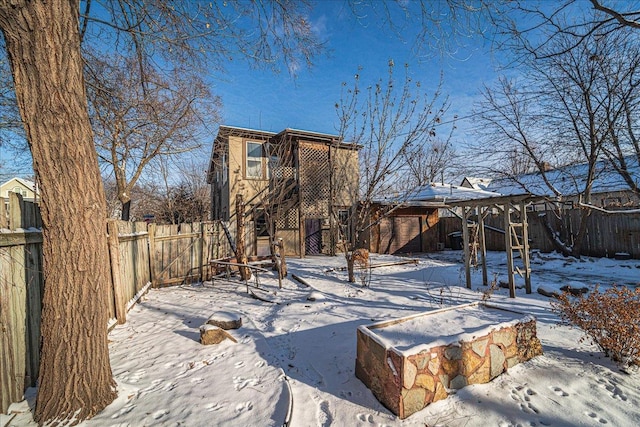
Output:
[
  {"left": 24, "top": 242, "right": 43, "bottom": 388},
  {"left": 107, "top": 220, "right": 126, "bottom": 324},
  {"left": 0, "top": 231, "right": 43, "bottom": 247},
  {"left": 148, "top": 223, "right": 158, "bottom": 287}
]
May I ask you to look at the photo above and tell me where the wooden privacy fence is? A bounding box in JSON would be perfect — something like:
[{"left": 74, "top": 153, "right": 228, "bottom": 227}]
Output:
[
  {"left": 439, "top": 208, "right": 640, "bottom": 258},
  {"left": 1, "top": 194, "right": 228, "bottom": 413},
  {"left": 0, "top": 193, "right": 43, "bottom": 414}
]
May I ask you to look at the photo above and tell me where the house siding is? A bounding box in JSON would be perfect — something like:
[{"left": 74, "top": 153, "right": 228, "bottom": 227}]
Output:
[{"left": 209, "top": 126, "right": 359, "bottom": 258}]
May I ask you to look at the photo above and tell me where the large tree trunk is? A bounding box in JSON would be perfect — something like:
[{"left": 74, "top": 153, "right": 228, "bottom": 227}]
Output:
[{"left": 0, "top": 1, "right": 116, "bottom": 425}]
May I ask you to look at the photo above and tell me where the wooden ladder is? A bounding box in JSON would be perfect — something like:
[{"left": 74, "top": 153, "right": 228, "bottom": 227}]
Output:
[{"left": 504, "top": 203, "right": 532, "bottom": 297}]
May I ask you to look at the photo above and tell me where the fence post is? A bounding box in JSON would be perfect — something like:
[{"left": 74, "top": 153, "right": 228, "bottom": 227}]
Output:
[
  {"left": 107, "top": 220, "right": 126, "bottom": 324},
  {"left": 8, "top": 192, "right": 23, "bottom": 230},
  {"left": 148, "top": 222, "right": 158, "bottom": 287},
  {"left": 199, "top": 222, "right": 205, "bottom": 282}
]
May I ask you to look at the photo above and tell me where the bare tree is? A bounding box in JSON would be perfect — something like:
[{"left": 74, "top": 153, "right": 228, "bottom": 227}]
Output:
[
  {"left": 0, "top": 0, "right": 324, "bottom": 424},
  {"left": 335, "top": 61, "right": 451, "bottom": 281},
  {"left": 346, "top": 1, "right": 640, "bottom": 63},
  {"left": 401, "top": 134, "right": 456, "bottom": 187},
  {"left": 157, "top": 182, "right": 209, "bottom": 225},
  {"left": 597, "top": 33, "right": 640, "bottom": 196},
  {"left": 85, "top": 51, "right": 219, "bottom": 220},
  {"left": 157, "top": 157, "right": 211, "bottom": 225},
  {"left": 0, "top": 53, "right": 31, "bottom": 179},
  {"left": 487, "top": 1, "right": 640, "bottom": 61},
  {"left": 474, "top": 28, "right": 640, "bottom": 256}
]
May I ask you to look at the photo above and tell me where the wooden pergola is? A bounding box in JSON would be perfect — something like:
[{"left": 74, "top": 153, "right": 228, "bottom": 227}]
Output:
[{"left": 447, "top": 194, "right": 542, "bottom": 298}]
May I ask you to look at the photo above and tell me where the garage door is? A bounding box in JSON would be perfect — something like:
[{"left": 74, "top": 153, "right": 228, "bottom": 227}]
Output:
[{"left": 378, "top": 216, "right": 422, "bottom": 254}]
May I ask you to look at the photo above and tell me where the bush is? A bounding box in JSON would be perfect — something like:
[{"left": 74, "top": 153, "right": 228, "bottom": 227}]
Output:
[{"left": 551, "top": 286, "right": 640, "bottom": 371}]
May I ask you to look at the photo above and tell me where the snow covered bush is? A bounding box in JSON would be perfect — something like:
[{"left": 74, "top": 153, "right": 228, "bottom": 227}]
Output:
[{"left": 551, "top": 286, "right": 640, "bottom": 372}]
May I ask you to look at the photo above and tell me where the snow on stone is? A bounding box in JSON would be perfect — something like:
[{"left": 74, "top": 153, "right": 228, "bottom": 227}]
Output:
[{"left": 365, "top": 303, "right": 531, "bottom": 354}]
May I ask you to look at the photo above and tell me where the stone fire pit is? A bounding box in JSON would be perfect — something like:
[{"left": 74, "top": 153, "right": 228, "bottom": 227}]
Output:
[{"left": 355, "top": 302, "right": 543, "bottom": 419}]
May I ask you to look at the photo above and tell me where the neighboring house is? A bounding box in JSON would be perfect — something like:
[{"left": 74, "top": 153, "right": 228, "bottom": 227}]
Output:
[
  {"left": 364, "top": 183, "right": 501, "bottom": 254},
  {"left": 485, "top": 157, "right": 640, "bottom": 209},
  {"left": 460, "top": 177, "right": 492, "bottom": 191},
  {"left": 1, "top": 177, "right": 38, "bottom": 202},
  {"left": 1, "top": 177, "right": 39, "bottom": 227},
  {"left": 207, "top": 125, "right": 360, "bottom": 257}
]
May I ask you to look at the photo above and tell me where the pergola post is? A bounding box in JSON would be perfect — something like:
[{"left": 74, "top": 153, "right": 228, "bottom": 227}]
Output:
[
  {"left": 448, "top": 194, "right": 536, "bottom": 299},
  {"left": 478, "top": 207, "right": 488, "bottom": 286},
  {"left": 462, "top": 206, "right": 472, "bottom": 289},
  {"left": 504, "top": 203, "right": 516, "bottom": 298}
]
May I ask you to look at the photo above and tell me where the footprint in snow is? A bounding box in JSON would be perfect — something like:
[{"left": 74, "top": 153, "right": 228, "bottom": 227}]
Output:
[
  {"left": 235, "top": 360, "right": 245, "bottom": 369},
  {"left": 510, "top": 387, "right": 539, "bottom": 415},
  {"left": 138, "top": 379, "right": 162, "bottom": 396},
  {"left": 152, "top": 409, "right": 169, "bottom": 420},
  {"left": 234, "top": 401, "right": 253, "bottom": 413},
  {"left": 317, "top": 400, "right": 333, "bottom": 427},
  {"left": 233, "top": 376, "right": 259, "bottom": 391},
  {"left": 122, "top": 368, "right": 146, "bottom": 383},
  {"left": 254, "top": 360, "right": 266, "bottom": 368},
  {"left": 356, "top": 413, "right": 374, "bottom": 423},
  {"left": 111, "top": 404, "right": 135, "bottom": 419},
  {"left": 549, "top": 386, "right": 569, "bottom": 397},
  {"left": 206, "top": 402, "right": 225, "bottom": 412},
  {"left": 162, "top": 381, "right": 176, "bottom": 391},
  {"left": 585, "top": 411, "right": 608, "bottom": 424},
  {"left": 596, "top": 377, "right": 628, "bottom": 401}
]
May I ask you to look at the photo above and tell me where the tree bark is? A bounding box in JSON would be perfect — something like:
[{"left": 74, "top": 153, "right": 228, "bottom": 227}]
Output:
[
  {"left": 0, "top": 1, "right": 116, "bottom": 424},
  {"left": 235, "top": 195, "right": 251, "bottom": 280},
  {"left": 121, "top": 199, "right": 131, "bottom": 221}
]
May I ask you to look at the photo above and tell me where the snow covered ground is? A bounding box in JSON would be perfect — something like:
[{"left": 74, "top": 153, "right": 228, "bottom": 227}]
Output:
[{"left": 3, "top": 250, "right": 640, "bottom": 427}]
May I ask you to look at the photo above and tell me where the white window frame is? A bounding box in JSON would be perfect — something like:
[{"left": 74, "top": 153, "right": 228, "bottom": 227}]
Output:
[{"left": 246, "top": 141, "right": 264, "bottom": 179}]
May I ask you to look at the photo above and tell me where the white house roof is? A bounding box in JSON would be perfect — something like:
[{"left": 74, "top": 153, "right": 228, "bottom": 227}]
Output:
[
  {"left": 486, "top": 157, "right": 640, "bottom": 197},
  {"left": 375, "top": 182, "right": 503, "bottom": 206},
  {"left": 217, "top": 125, "right": 277, "bottom": 136},
  {"left": 461, "top": 177, "right": 492, "bottom": 191},
  {"left": 1, "top": 177, "right": 38, "bottom": 193}
]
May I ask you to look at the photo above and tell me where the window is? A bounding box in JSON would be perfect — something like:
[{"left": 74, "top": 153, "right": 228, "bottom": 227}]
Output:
[
  {"left": 246, "top": 142, "right": 264, "bottom": 178},
  {"left": 12, "top": 186, "right": 27, "bottom": 197}
]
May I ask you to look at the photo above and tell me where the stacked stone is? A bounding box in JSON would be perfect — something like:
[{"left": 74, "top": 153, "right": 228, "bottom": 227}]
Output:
[{"left": 356, "top": 318, "right": 543, "bottom": 419}]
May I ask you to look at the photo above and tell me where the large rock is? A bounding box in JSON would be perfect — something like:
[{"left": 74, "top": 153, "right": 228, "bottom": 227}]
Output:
[
  {"left": 489, "top": 344, "right": 506, "bottom": 379},
  {"left": 206, "top": 311, "right": 242, "bottom": 330},
  {"left": 200, "top": 324, "right": 237, "bottom": 345}
]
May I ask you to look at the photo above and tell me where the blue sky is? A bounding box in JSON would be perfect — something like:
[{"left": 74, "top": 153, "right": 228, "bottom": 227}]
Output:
[
  {"left": 1, "top": 2, "right": 501, "bottom": 182},
  {"left": 213, "top": 2, "right": 498, "bottom": 145}
]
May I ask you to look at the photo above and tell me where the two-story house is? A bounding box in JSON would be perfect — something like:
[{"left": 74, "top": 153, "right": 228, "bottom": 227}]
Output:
[{"left": 207, "top": 125, "right": 360, "bottom": 257}]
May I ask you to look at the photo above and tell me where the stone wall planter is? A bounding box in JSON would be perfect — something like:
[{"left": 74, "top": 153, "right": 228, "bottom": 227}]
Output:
[{"left": 355, "top": 302, "right": 543, "bottom": 419}]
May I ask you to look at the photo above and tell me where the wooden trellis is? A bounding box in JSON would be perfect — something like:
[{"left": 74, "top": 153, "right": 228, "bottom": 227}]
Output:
[
  {"left": 299, "top": 141, "right": 331, "bottom": 218},
  {"left": 450, "top": 195, "right": 537, "bottom": 298}
]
